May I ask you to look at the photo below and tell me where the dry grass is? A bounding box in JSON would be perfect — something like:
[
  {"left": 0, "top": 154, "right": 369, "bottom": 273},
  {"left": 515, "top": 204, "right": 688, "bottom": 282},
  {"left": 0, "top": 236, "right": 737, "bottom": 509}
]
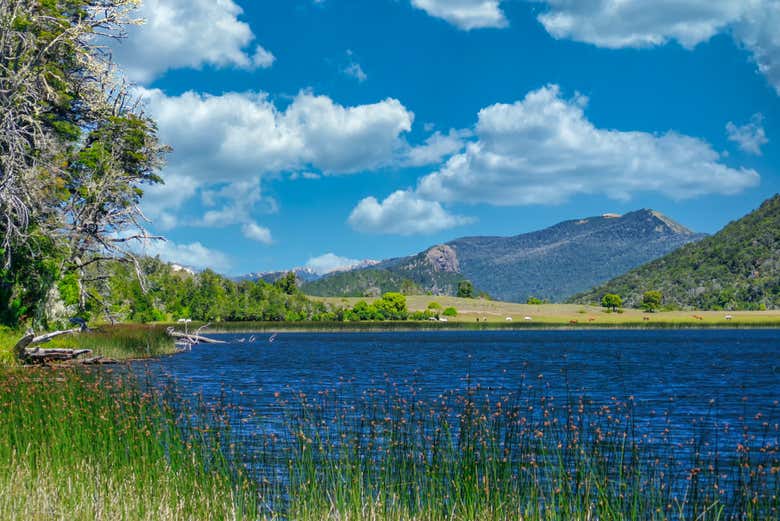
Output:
[{"left": 312, "top": 295, "right": 780, "bottom": 326}]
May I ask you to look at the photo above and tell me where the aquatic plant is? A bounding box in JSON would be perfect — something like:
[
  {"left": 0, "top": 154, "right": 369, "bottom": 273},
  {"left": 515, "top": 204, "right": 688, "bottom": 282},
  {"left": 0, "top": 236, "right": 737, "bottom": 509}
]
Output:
[
  {"left": 222, "top": 376, "right": 779, "bottom": 520},
  {"left": 0, "top": 367, "right": 257, "bottom": 520}
]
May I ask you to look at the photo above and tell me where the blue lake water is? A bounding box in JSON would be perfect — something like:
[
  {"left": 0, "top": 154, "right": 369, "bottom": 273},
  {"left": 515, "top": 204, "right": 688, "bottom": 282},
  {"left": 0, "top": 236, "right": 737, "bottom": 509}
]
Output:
[{"left": 136, "top": 329, "right": 780, "bottom": 449}]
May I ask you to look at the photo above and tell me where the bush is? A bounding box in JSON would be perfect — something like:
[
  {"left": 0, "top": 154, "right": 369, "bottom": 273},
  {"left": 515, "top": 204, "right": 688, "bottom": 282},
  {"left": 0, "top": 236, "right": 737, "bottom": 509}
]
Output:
[{"left": 442, "top": 307, "right": 457, "bottom": 317}]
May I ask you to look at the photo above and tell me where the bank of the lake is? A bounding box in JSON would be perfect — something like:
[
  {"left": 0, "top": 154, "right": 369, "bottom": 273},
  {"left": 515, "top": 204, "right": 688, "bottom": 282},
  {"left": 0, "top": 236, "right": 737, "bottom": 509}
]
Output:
[
  {"left": 138, "top": 329, "right": 780, "bottom": 521},
  {"left": 0, "top": 324, "right": 178, "bottom": 366},
  {"left": 2, "top": 327, "right": 778, "bottom": 520}
]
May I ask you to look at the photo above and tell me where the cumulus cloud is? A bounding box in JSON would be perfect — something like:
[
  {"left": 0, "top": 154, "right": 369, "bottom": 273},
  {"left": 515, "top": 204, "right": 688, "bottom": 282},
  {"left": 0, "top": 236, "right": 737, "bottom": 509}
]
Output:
[
  {"left": 252, "top": 46, "right": 276, "bottom": 68},
  {"left": 404, "top": 129, "right": 471, "bottom": 166},
  {"left": 411, "top": 0, "right": 507, "bottom": 30},
  {"left": 534, "top": 0, "right": 780, "bottom": 94},
  {"left": 112, "top": 0, "right": 274, "bottom": 83},
  {"left": 241, "top": 223, "right": 274, "bottom": 244},
  {"left": 139, "top": 88, "right": 414, "bottom": 236},
  {"left": 536, "top": 0, "right": 742, "bottom": 49},
  {"left": 726, "top": 114, "right": 769, "bottom": 155},
  {"left": 141, "top": 240, "right": 230, "bottom": 271},
  {"left": 415, "top": 85, "right": 759, "bottom": 205},
  {"left": 732, "top": 2, "right": 780, "bottom": 95},
  {"left": 348, "top": 190, "right": 473, "bottom": 235},
  {"left": 305, "top": 253, "right": 362, "bottom": 275},
  {"left": 141, "top": 88, "right": 413, "bottom": 180}
]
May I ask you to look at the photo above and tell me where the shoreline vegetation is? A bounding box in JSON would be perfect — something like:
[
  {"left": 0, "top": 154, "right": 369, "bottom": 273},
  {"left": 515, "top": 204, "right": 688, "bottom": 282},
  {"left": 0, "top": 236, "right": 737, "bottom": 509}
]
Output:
[
  {"left": 1, "top": 364, "right": 777, "bottom": 520},
  {"left": 0, "top": 368, "right": 258, "bottom": 520}
]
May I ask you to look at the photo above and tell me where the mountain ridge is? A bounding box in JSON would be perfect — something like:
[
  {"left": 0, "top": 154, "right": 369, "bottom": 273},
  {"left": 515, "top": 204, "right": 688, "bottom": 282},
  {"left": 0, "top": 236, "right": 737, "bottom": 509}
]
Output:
[
  {"left": 302, "top": 209, "right": 706, "bottom": 302},
  {"left": 570, "top": 195, "right": 780, "bottom": 310}
]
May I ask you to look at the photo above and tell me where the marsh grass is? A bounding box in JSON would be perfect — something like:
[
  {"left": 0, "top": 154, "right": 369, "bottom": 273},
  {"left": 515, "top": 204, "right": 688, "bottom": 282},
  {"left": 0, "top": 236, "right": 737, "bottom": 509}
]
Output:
[
  {"left": 226, "top": 380, "right": 780, "bottom": 521},
  {"left": 45, "top": 324, "right": 176, "bottom": 360},
  {"left": 0, "top": 368, "right": 257, "bottom": 521}
]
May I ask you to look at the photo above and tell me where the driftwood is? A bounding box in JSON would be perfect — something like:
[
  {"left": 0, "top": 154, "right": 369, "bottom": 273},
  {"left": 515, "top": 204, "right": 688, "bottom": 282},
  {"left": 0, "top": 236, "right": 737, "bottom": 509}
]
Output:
[
  {"left": 167, "top": 327, "right": 226, "bottom": 345},
  {"left": 14, "top": 328, "right": 94, "bottom": 365},
  {"left": 12, "top": 330, "right": 35, "bottom": 359},
  {"left": 32, "top": 328, "right": 81, "bottom": 344},
  {"left": 22, "top": 347, "right": 93, "bottom": 364}
]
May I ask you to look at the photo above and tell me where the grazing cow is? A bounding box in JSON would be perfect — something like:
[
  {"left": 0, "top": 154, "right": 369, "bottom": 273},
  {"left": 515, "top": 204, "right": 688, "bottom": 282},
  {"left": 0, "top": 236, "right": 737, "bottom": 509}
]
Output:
[{"left": 569, "top": 320, "right": 578, "bottom": 325}]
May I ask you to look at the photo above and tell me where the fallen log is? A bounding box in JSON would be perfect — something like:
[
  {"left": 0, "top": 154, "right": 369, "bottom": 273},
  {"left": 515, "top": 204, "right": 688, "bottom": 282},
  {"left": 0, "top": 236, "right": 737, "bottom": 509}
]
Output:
[
  {"left": 32, "top": 328, "right": 81, "bottom": 344},
  {"left": 167, "top": 330, "right": 226, "bottom": 344},
  {"left": 12, "top": 331, "right": 35, "bottom": 359},
  {"left": 22, "top": 348, "right": 93, "bottom": 364}
]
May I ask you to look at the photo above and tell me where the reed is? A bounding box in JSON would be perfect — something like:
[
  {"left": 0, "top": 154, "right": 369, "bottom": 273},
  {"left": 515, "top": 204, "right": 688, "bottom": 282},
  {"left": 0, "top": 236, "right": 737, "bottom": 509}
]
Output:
[
  {"left": 230, "top": 380, "right": 779, "bottom": 520},
  {"left": 46, "top": 324, "right": 176, "bottom": 360},
  {"left": 0, "top": 367, "right": 257, "bottom": 521}
]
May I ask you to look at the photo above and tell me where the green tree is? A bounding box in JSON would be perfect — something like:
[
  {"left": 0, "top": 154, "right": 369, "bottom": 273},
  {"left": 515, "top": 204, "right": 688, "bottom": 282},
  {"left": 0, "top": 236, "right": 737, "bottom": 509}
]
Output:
[
  {"left": 642, "top": 290, "right": 663, "bottom": 312},
  {"left": 427, "top": 302, "right": 442, "bottom": 311},
  {"left": 275, "top": 272, "right": 298, "bottom": 295},
  {"left": 442, "top": 307, "right": 458, "bottom": 317},
  {"left": 527, "top": 297, "right": 544, "bottom": 305},
  {"left": 374, "top": 292, "right": 408, "bottom": 320},
  {"left": 0, "top": 0, "right": 168, "bottom": 325},
  {"left": 457, "top": 280, "right": 474, "bottom": 299},
  {"left": 601, "top": 293, "right": 623, "bottom": 312}
]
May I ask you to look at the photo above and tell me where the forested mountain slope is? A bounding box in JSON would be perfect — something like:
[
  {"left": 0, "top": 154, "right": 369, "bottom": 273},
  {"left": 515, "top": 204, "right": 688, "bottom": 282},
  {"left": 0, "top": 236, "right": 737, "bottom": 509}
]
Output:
[{"left": 571, "top": 195, "right": 780, "bottom": 310}]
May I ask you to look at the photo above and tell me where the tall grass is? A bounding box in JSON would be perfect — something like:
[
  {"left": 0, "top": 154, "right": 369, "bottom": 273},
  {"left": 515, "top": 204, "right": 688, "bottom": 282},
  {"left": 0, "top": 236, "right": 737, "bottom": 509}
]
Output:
[
  {"left": 43, "top": 324, "right": 175, "bottom": 360},
  {"left": 0, "top": 367, "right": 257, "bottom": 520},
  {"left": 228, "top": 380, "right": 779, "bottom": 520}
]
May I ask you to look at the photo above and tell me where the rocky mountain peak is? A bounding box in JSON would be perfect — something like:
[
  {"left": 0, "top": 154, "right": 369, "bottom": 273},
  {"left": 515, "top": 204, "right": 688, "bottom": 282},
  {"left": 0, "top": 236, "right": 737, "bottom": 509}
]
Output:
[{"left": 425, "top": 245, "right": 460, "bottom": 273}]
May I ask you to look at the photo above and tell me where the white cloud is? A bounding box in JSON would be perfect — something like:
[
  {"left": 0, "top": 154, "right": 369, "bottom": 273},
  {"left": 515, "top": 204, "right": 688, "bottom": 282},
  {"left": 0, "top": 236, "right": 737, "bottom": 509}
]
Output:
[
  {"left": 404, "top": 129, "right": 471, "bottom": 166},
  {"left": 141, "top": 240, "right": 230, "bottom": 271},
  {"left": 305, "top": 253, "right": 362, "bottom": 275},
  {"left": 536, "top": 0, "right": 742, "bottom": 49},
  {"left": 252, "top": 46, "right": 276, "bottom": 68},
  {"left": 344, "top": 62, "right": 368, "bottom": 82},
  {"left": 348, "top": 190, "right": 473, "bottom": 235},
  {"left": 112, "top": 0, "right": 274, "bottom": 83},
  {"left": 415, "top": 85, "right": 759, "bottom": 205},
  {"left": 140, "top": 173, "right": 198, "bottom": 230},
  {"left": 415, "top": 85, "right": 760, "bottom": 205},
  {"left": 534, "top": 0, "right": 780, "bottom": 94},
  {"left": 726, "top": 113, "right": 769, "bottom": 155},
  {"left": 141, "top": 88, "right": 413, "bottom": 180},
  {"left": 241, "top": 222, "right": 274, "bottom": 244},
  {"left": 733, "top": 2, "right": 780, "bottom": 95},
  {"left": 139, "top": 88, "right": 414, "bottom": 233},
  {"left": 411, "top": 0, "right": 508, "bottom": 30}
]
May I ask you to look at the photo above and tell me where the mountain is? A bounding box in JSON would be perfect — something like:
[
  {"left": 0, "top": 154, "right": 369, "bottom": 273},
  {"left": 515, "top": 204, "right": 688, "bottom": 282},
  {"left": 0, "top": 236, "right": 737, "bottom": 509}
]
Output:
[
  {"left": 570, "top": 195, "right": 780, "bottom": 310},
  {"left": 239, "top": 260, "right": 379, "bottom": 285},
  {"left": 238, "top": 267, "right": 322, "bottom": 285},
  {"left": 302, "top": 209, "right": 706, "bottom": 302}
]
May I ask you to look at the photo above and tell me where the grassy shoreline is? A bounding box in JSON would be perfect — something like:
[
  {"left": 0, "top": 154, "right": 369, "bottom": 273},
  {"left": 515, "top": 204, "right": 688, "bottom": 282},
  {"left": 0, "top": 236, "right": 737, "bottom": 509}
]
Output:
[
  {"left": 201, "top": 320, "right": 780, "bottom": 334},
  {"left": 0, "top": 367, "right": 257, "bottom": 520},
  {"left": 0, "top": 322, "right": 777, "bottom": 519}
]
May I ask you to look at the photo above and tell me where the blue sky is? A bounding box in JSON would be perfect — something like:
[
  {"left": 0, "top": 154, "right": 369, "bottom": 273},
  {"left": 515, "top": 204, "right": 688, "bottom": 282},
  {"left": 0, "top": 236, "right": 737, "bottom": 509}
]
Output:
[{"left": 115, "top": 0, "right": 780, "bottom": 275}]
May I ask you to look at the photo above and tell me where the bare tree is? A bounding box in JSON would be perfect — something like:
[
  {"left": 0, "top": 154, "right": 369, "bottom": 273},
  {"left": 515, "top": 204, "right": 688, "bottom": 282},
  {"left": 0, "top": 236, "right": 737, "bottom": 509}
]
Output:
[{"left": 0, "top": 0, "right": 169, "bottom": 321}]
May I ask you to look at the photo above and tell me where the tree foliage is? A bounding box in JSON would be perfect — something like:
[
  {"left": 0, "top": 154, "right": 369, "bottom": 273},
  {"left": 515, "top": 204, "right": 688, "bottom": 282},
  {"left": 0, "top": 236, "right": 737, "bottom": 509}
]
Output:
[
  {"left": 601, "top": 293, "right": 622, "bottom": 312},
  {"left": 0, "top": 1, "right": 169, "bottom": 326},
  {"left": 457, "top": 280, "right": 474, "bottom": 299},
  {"left": 573, "top": 195, "right": 780, "bottom": 310},
  {"left": 642, "top": 290, "right": 662, "bottom": 312}
]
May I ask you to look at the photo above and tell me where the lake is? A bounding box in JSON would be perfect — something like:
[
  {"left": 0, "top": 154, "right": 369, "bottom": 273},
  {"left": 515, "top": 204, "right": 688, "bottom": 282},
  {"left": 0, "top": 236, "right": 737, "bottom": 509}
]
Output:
[
  {"left": 133, "top": 329, "right": 779, "bottom": 518},
  {"left": 137, "top": 329, "right": 780, "bottom": 448}
]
